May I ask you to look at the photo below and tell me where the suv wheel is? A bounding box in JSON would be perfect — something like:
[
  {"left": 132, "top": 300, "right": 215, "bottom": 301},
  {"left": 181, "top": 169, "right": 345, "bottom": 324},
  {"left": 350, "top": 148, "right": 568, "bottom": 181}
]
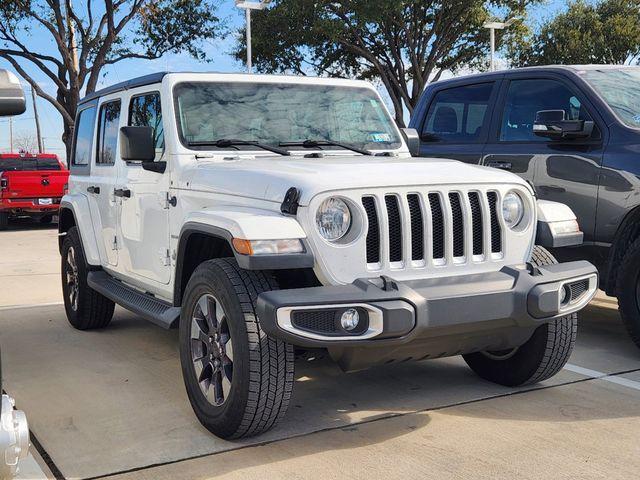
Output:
[
  {"left": 615, "top": 237, "right": 640, "bottom": 348},
  {"left": 61, "top": 227, "right": 115, "bottom": 329},
  {"left": 463, "top": 246, "right": 577, "bottom": 386},
  {"left": 179, "top": 258, "right": 294, "bottom": 439}
]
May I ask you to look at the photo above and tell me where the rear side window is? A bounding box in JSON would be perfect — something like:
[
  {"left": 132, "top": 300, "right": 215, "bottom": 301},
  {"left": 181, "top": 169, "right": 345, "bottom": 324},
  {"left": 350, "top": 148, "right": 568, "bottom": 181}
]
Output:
[
  {"left": 421, "top": 83, "right": 494, "bottom": 143},
  {"left": 129, "top": 92, "right": 164, "bottom": 161},
  {"left": 73, "top": 106, "right": 97, "bottom": 166},
  {"left": 37, "top": 158, "right": 61, "bottom": 170},
  {"left": 96, "top": 100, "right": 121, "bottom": 165},
  {"left": 0, "top": 159, "right": 23, "bottom": 171},
  {"left": 500, "top": 79, "right": 595, "bottom": 142}
]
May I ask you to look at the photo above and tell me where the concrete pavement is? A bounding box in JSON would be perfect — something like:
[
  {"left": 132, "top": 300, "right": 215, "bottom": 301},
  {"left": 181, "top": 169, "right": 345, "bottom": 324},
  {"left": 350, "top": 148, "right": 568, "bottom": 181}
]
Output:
[{"left": 1, "top": 224, "right": 639, "bottom": 480}]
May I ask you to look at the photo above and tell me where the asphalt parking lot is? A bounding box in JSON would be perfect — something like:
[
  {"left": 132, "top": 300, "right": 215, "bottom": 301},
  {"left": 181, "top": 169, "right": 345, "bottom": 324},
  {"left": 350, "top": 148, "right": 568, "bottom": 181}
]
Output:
[{"left": 1, "top": 222, "right": 639, "bottom": 480}]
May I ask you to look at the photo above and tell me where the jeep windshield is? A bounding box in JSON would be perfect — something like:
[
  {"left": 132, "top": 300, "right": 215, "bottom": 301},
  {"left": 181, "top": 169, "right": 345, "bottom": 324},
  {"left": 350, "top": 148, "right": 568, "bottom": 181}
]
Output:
[
  {"left": 581, "top": 67, "right": 640, "bottom": 128},
  {"left": 173, "top": 82, "right": 402, "bottom": 153}
]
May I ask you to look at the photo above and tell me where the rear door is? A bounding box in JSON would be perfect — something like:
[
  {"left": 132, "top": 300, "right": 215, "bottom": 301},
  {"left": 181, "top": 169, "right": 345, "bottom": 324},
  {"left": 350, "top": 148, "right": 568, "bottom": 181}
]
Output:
[
  {"left": 482, "top": 74, "right": 604, "bottom": 241},
  {"left": 415, "top": 81, "right": 498, "bottom": 163},
  {"left": 87, "top": 98, "right": 122, "bottom": 267}
]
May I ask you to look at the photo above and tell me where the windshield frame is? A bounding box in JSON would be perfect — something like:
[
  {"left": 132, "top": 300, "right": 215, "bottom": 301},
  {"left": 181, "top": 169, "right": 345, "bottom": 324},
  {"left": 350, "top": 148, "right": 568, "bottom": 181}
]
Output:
[{"left": 171, "top": 80, "right": 405, "bottom": 155}]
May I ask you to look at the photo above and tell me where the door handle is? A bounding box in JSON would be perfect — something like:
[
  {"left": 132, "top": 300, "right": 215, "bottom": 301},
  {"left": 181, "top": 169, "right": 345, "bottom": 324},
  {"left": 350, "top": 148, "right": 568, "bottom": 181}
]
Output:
[
  {"left": 486, "top": 161, "right": 513, "bottom": 171},
  {"left": 114, "top": 188, "right": 131, "bottom": 198},
  {"left": 87, "top": 186, "right": 100, "bottom": 194}
]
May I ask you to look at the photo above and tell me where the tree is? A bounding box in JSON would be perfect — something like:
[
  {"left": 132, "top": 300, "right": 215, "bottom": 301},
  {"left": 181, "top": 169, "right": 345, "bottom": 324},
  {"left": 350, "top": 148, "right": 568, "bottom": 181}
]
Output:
[
  {"left": 0, "top": 0, "right": 222, "bottom": 160},
  {"left": 14, "top": 131, "right": 38, "bottom": 153},
  {"left": 509, "top": 0, "right": 640, "bottom": 66},
  {"left": 235, "top": 0, "right": 535, "bottom": 126}
]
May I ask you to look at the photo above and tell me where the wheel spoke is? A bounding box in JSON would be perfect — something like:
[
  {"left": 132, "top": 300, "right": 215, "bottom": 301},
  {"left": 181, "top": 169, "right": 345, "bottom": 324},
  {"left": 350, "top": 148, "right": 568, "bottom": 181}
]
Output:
[
  {"left": 212, "top": 370, "right": 224, "bottom": 404},
  {"left": 221, "top": 372, "right": 232, "bottom": 400},
  {"left": 223, "top": 336, "right": 233, "bottom": 363},
  {"left": 215, "top": 301, "right": 225, "bottom": 329},
  {"left": 190, "top": 317, "right": 209, "bottom": 343},
  {"left": 67, "top": 248, "right": 77, "bottom": 270}
]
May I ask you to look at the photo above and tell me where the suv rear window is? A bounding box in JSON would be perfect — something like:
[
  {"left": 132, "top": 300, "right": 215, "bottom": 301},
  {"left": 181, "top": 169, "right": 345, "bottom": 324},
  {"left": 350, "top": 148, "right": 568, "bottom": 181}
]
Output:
[{"left": 0, "top": 158, "right": 61, "bottom": 171}]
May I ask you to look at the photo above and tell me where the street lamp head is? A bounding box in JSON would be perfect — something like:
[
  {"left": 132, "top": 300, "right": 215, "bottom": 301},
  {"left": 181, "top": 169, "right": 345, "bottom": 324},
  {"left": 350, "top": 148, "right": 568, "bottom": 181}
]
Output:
[{"left": 235, "top": 0, "right": 271, "bottom": 10}]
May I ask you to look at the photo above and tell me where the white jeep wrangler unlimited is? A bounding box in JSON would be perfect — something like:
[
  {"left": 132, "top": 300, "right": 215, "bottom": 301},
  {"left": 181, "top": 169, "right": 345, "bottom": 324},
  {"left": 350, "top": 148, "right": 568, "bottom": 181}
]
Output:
[{"left": 59, "top": 72, "right": 598, "bottom": 439}]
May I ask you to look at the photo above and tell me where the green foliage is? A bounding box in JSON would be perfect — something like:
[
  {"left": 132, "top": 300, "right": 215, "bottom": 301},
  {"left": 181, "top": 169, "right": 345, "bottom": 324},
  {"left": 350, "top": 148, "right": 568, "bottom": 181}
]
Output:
[
  {"left": 510, "top": 0, "right": 640, "bottom": 66},
  {"left": 236, "top": 0, "right": 536, "bottom": 125}
]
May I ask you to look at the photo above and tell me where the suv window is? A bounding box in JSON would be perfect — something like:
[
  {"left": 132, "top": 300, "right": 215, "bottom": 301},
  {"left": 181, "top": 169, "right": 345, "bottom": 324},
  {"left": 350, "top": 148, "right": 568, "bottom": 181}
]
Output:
[
  {"left": 129, "top": 92, "right": 164, "bottom": 161},
  {"left": 421, "top": 83, "right": 493, "bottom": 143},
  {"left": 500, "top": 79, "right": 594, "bottom": 142},
  {"left": 73, "top": 106, "right": 97, "bottom": 166},
  {"left": 96, "top": 100, "right": 121, "bottom": 165}
]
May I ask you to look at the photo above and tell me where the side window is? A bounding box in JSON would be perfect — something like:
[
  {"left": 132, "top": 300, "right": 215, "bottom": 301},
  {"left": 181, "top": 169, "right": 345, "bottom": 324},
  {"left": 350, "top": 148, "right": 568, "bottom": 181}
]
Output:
[
  {"left": 421, "top": 83, "right": 494, "bottom": 143},
  {"left": 129, "top": 92, "right": 164, "bottom": 161},
  {"left": 37, "top": 158, "right": 61, "bottom": 171},
  {"left": 72, "top": 106, "right": 97, "bottom": 166},
  {"left": 500, "top": 79, "right": 594, "bottom": 142},
  {"left": 96, "top": 100, "right": 121, "bottom": 165}
]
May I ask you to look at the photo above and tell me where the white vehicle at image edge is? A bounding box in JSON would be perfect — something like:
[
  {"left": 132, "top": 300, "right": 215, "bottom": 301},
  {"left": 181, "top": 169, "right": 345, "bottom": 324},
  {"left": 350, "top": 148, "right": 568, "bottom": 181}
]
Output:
[{"left": 58, "top": 72, "right": 598, "bottom": 439}]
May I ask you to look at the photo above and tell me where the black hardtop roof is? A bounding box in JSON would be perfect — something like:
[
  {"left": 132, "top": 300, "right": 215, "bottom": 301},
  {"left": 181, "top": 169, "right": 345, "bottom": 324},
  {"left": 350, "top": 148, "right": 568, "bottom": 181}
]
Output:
[
  {"left": 78, "top": 72, "right": 169, "bottom": 106},
  {"left": 429, "top": 64, "right": 640, "bottom": 88}
]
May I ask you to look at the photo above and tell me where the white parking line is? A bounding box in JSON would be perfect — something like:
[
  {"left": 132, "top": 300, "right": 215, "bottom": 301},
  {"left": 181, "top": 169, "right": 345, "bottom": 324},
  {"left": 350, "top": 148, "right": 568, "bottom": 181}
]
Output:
[
  {"left": 0, "top": 302, "right": 63, "bottom": 311},
  {"left": 564, "top": 363, "right": 640, "bottom": 391}
]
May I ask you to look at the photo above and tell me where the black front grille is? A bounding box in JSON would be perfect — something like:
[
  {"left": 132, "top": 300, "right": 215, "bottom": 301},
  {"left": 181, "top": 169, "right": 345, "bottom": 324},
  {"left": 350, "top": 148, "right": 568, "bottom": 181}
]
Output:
[
  {"left": 468, "top": 192, "right": 483, "bottom": 255},
  {"left": 429, "top": 193, "right": 445, "bottom": 259},
  {"left": 363, "top": 197, "right": 380, "bottom": 264},
  {"left": 385, "top": 195, "right": 403, "bottom": 262},
  {"left": 291, "top": 310, "right": 338, "bottom": 334},
  {"left": 449, "top": 193, "right": 464, "bottom": 257},
  {"left": 487, "top": 191, "right": 502, "bottom": 253},
  {"left": 407, "top": 194, "right": 424, "bottom": 261},
  {"left": 568, "top": 279, "right": 589, "bottom": 301}
]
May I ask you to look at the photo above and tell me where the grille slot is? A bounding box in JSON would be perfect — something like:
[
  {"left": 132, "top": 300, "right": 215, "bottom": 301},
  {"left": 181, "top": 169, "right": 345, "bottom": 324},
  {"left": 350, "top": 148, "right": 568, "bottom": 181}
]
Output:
[
  {"left": 385, "top": 195, "right": 403, "bottom": 262},
  {"left": 468, "top": 192, "right": 483, "bottom": 255},
  {"left": 568, "top": 279, "right": 589, "bottom": 302},
  {"left": 363, "top": 196, "right": 380, "bottom": 264},
  {"left": 487, "top": 191, "right": 502, "bottom": 253},
  {"left": 429, "top": 193, "right": 445, "bottom": 259},
  {"left": 449, "top": 193, "right": 464, "bottom": 257},
  {"left": 407, "top": 194, "right": 424, "bottom": 261},
  {"left": 291, "top": 310, "right": 338, "bottom": 334}
]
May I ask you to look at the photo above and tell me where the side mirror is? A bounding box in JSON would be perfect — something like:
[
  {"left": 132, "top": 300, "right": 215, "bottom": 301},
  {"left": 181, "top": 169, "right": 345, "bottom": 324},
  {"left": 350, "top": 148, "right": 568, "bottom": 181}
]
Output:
[
  {"left": 401, "top": 128, "right": 420, "bottom": 157},
  {"left": 119, "top": 126, "right": 165, "bottom": 173},
  {"left": 533, "top": 110, "right": 594, "bottom": 140},
  {"left": 0, "top": 70, "right": 26, "bottom": 117}
]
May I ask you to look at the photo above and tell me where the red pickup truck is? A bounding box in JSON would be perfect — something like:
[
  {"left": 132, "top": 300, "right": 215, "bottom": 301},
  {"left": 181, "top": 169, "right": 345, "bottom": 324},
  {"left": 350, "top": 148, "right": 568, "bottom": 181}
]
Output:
[{"left": 0, "top": 153, "right": 68, "bottom": 229}]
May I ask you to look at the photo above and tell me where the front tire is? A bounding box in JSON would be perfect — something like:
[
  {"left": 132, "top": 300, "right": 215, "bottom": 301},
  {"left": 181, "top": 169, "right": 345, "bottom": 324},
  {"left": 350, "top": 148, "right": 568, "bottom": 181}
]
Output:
[
  {"left": 463, "top": 246, "right": 577, "bottom": 386},
  {"left": 61, "top": 227, "right": 115, "bottom": 330},
  {"left": 179, "top": 258, "right": 295, "bottom": 439},
  {"left": 615, "top": 237, "right": 640, "bottom": 348}
]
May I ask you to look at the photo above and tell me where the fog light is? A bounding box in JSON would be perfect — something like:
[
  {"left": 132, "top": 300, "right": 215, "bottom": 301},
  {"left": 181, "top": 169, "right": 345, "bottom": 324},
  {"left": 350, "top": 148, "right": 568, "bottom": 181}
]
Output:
[
  {"left": 340, "top": 309, "right": 360, "bottom": 331},
  {"left": 560, "top": 285, "right": 571, "bottom": 305}
]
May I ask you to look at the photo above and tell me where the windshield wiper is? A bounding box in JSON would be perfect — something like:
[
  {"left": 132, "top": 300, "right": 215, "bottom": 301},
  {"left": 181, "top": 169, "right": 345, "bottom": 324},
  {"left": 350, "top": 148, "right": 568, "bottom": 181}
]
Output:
[
  {"left": 279, "top": 139, "right": 371, "bottom": 156},
  {"left": 187, "top": 139, "right": 290, "bottom": 156}
]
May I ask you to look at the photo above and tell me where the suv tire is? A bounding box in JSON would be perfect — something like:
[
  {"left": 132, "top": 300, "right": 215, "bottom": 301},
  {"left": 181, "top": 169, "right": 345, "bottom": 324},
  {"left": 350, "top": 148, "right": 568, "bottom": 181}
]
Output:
[
  {"left": 179, "top": 258, "right": 295, "bottom": 439},
  {"left": 463, "top": 246, "right": 577, "bottom": 386},
  {"left": 61, "top": 227, "right": 115, "bottom": 330},
  {"left": 615, "top": 237, "right": 640, "bottom": 348}
]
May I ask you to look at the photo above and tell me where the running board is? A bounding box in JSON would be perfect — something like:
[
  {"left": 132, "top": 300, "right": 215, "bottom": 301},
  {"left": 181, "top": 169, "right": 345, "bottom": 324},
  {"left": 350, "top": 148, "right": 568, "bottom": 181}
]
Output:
[{"left": 87, "top": 271, "right": 180, "bottom": 329}]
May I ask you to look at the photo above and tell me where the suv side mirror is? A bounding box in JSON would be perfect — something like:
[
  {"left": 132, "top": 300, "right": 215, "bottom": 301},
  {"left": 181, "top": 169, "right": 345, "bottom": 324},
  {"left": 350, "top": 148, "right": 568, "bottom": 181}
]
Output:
[
  {"left": 0, "top": 70, "right": 26, "bottom": 117},
  {"left": 401, "top": 128, "right": 420, "bottom": 157},
  {"left": 119, "top": 126, "right": 165, "bottom": 173},
  {"left": 533, "top": 110, "right": 594, "bottom": 140}
]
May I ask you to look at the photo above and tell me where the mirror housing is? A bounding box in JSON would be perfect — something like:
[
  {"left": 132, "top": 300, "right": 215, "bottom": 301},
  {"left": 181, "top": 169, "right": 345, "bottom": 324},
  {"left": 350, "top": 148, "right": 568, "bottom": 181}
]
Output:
[
  {"left": 119, "top": 126, "right": 165, "bottom": 173},
  {"left": 0, "top": 70, "right": 26, "bottom": 117},
  {"left": 401, "top": 128, "right": 420, "bottom": 157},
  {"left": 533, "top": 110, "right": 594, "bottom": 140}
]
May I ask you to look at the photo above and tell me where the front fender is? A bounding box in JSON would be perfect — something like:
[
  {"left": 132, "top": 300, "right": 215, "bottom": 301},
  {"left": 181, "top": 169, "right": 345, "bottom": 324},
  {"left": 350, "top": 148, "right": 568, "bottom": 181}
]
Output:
[
  {"left": 535, "top": 200, "right": 584, "bottom": 248},
  {"left": 59, "top": 195, "right": 101, "bottom": 266}
]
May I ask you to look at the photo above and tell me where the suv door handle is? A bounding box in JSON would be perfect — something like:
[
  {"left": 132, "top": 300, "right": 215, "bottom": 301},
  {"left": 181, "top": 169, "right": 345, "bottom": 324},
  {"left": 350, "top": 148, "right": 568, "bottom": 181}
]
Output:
[
  {"left": 114, "top": 188, "right": 131, "bottom": 198},
  {"left": 486, "top": 161, "right": 513, "bottom": 171},
  {"left": 87, "top": 186, "right": 100, "bottom": 194}
]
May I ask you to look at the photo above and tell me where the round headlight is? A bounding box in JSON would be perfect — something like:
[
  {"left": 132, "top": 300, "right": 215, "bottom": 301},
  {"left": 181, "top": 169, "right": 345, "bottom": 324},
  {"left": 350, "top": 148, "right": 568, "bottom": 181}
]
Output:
[
  {"left": 316, "top": 197, "right": 351, "bottom": 241},
  {"left": 502, "top": 191, "right": 525, "bottom": 229}
]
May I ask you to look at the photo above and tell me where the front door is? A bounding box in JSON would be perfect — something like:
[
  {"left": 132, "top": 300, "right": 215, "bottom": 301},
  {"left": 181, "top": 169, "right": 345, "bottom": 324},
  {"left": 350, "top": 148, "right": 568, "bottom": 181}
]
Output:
[
  {"left": 482, "top": 76, "right": 604, "bottom": 242},
  {"left": 88, "top": 98, "right": 122, "bottom": 267},
  {"left": 416, "top": 81, "right": 497, "bottom": 164},
  {"left": 117, "top": 90, "right": 171, "bottom": 285}
]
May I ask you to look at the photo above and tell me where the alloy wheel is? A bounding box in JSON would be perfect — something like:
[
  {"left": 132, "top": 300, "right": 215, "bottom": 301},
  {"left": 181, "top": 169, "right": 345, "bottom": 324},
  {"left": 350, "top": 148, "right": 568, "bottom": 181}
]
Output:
[{"left": 65, "top": 246, "right": 79, "bottom": 312}]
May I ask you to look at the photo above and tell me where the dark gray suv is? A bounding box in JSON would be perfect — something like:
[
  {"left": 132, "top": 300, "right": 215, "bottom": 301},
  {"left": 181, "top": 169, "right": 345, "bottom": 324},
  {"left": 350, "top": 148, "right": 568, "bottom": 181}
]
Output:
[{"left": 410, "top": 65, "right": 640, "bottom": 348}]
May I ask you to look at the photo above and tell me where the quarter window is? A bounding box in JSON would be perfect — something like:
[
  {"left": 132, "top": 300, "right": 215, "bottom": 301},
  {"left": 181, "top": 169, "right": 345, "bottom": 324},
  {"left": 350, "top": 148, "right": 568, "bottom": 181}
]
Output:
[
  {"left": 129, "top": 93, "right": 164, "bottom": 161},
  {"left": 500, "top": 79, "right": 594, "bottom": 142},
  {"left": 421, "top": 83, "right": 494, "bottom": 143},
  {"left": 96, "top": 100, "right": 121, "bottom": 165},
  {"left": 72, "top": 106, "right": 97, "bottom": 166}
]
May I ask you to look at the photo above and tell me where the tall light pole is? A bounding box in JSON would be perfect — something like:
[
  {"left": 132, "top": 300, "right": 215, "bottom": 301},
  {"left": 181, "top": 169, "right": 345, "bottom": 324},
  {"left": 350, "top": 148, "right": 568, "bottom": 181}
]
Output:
[
  {"left": 235, "top": 0, "right": 272, "bottom": 73},
  {"left": 483, "top": 18, "right": 517, "bottom": 72}
]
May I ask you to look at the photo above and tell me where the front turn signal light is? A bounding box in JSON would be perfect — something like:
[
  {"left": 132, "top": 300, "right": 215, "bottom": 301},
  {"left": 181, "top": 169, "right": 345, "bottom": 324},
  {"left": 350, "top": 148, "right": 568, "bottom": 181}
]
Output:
[{"left": 232, "top": 238, "right": 304, "bottom": 256}]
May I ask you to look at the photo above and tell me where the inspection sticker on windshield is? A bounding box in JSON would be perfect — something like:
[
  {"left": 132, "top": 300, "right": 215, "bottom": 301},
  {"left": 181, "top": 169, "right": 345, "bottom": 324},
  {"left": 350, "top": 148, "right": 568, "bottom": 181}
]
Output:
[{"left": 370, "top": 133, "right": 392, "bottom": 142}]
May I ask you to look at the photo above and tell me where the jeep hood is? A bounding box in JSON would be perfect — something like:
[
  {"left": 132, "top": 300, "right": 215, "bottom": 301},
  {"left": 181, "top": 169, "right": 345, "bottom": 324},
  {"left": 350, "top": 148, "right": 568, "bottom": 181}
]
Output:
[{"left": 182, "top": 154, "right": 530, "bottom": 206}]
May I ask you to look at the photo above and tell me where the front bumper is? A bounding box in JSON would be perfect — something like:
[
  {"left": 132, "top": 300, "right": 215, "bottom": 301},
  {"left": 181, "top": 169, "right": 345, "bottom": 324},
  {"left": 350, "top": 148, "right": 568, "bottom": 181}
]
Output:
[{"left": 257, "top": 261, "right": 597, "bottom": 370}]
